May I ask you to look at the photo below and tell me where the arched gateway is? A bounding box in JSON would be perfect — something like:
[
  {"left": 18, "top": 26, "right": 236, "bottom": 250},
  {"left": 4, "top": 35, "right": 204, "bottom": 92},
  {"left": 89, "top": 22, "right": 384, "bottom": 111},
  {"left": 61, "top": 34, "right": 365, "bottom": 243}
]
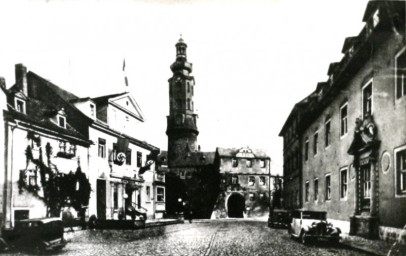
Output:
[{"left": 227, "top": 193, "right": 245, "bottom": 218}]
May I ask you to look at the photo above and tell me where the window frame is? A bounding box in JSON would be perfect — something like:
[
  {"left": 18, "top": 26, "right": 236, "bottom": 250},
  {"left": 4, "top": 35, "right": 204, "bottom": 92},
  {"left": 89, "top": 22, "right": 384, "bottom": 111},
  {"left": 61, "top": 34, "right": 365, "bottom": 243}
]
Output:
[
  {"left": 146, "top": 186, "right": 151, "bottom": 202},
  {"left": 395, "top": 145, "right": 406, "bottom": 197},
  {"left": 248, "top": 176, "right": 255, "bottom": 186},
  {"left": 340, "top": 103, "right": 348, "bottom": 138},
  {"left": 156, "top": 186, "right": 165, "bottom": 202},
  {"left": 395, "top": 47, "right": 406, "bottom": 99},
  {"left": 304, "top": 138, "right": 309, "bottom": 162},
  {"left": 246, "top": 159, "right": 252, "bottom": 168},
  {"left": 90, "top": 103, "right": 96, "bottom": 118},
  {"left": 314, "top": 178, "right": 319, "bottom": 202},
  {"left": 58, "top": 115, "right": 66, "bottom": 128},
  {"left": 98, "top": 138, "right": 106, "bottom": 158},
  {"left": 340, "top": 167, "right": 348, "bottom": 200},
  {"left": 305, "top": 181, "right": 309, "bottom": 202},
  {"left": 260, "top": 159, "right": 266, "bottom": 168},
  {"left": 259, "top": 176, "right": 266, "bottom": 186},
  {"left": 313, "top": 131, "right": 318, "bottom": 156},
  {"left": 325, "top": 119, "right": 331, "bottom": 148},
  {"left": 325, "top": 174, "right": 331, "bottom": 201},
  {"left": 137, "top": 151, "right": 142, "bottom": 167},
  {"left": 15, "top": 98, "right": 26, "bottom": 114},
  {"left": 232, "top": 158, "right": 238, "bottom": 167},
  {"left": 362, "top": 79, "right": 373, "bottom": 118}
]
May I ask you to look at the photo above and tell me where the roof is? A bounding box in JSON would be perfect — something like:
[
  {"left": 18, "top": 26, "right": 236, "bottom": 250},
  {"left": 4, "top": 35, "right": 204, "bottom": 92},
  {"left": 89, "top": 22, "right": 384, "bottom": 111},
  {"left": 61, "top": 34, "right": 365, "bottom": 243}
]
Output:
[
  {"left": 92, "top": 92, "right": 127, "bottom": 105},
  {"left": 341, "top": 36, "right": 359, "bottom": 53},
  {"left": 170, "top": 151, "right": 215, "bottom": 167},
  {"left": 327, "top": 62, "right": 340, "bottom": 76},
  {"left": 216, "top": 147, "right": 270, "bottom": 159}
]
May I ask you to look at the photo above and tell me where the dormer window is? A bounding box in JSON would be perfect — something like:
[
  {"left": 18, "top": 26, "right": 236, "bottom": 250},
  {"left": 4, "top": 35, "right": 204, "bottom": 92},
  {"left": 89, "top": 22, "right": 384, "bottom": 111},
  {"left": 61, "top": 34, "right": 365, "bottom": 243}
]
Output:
[
  {"left": 15, "top": 98, "right": 25, "bottom": 113},
  {"left": 58, "top": 115, "right": 66, "bottom": 128},
  {"left": 90, "top": 104, "right": 95, "bottom": 118}
]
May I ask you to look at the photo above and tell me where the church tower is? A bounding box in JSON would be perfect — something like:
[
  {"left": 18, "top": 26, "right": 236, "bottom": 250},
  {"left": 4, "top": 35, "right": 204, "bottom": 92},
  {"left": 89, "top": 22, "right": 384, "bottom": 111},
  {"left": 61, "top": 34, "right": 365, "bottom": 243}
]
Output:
[{"left": 166, "top": 37, "right": 199, "bottom": 166}]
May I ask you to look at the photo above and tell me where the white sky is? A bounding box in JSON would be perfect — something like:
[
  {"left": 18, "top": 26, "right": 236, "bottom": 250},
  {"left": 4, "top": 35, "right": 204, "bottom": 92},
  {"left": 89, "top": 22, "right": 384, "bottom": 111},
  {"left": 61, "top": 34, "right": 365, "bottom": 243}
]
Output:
[{"left": 0, "top": 0, "right": 370, "bottom": 175}]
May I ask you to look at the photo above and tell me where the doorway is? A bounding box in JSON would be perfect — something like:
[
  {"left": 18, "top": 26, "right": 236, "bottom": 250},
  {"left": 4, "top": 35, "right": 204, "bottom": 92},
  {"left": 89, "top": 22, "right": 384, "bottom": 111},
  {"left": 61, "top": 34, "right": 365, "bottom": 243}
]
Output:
[
  {"left": 97, "top": 179, "right": 106, "bottom": 220},
  {"left": 227, "top": 193, "right": 245, "bottom": 218}
]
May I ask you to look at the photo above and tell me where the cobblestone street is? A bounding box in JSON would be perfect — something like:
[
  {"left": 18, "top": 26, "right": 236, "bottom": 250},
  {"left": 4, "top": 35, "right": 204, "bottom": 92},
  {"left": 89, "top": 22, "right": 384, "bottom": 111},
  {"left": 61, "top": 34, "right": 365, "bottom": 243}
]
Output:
[{"left": 5, "top": 220, "right": 372, "bottom": 256}]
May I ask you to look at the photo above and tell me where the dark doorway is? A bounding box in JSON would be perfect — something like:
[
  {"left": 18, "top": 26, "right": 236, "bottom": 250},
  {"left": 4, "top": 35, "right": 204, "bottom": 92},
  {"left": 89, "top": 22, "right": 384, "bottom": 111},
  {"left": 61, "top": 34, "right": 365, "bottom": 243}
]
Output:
[
  {"left": 227, "top": 193, "right": 245, "bottom": 218},
  {"left": 97, "top": 179, "right": 106, "bottom": 220}
]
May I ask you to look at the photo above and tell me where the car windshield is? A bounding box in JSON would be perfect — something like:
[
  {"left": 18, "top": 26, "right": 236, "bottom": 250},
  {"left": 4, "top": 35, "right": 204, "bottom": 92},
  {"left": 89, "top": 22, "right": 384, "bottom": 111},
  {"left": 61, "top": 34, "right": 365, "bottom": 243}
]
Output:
[{"left": 302, "top": 212, "right": 326, "bottom": 220}]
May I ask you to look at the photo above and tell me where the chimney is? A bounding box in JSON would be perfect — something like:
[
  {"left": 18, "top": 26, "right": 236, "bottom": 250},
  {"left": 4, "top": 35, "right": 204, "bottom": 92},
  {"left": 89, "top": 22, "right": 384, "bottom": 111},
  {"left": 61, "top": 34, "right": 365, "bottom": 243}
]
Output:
[{"left": 15, "top": 64, "right": 28, "bottom": 96}]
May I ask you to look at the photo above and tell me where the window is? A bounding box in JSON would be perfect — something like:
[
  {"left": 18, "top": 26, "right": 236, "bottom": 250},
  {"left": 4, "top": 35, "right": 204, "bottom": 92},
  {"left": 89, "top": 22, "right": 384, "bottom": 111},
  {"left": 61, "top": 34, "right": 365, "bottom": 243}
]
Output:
[
  {"left": 314, "top": 178, "right": 319, "bottom": 201},
  {"left": 246, "top": 159, "right": 252, "bottom": 167},
  {"left": 58, "top": 115, "right": 66, "bottom": 128},
  {"left": 313, "top": 132, "right": 318, "bottom": 155},
  {"left": 98, "top": 138, "right": 106, "bottom": 158},
  {"left": 15, "top": 98, "right": 25, "bottom": 113},
  {"left": 340, "top": 103, "right": 348, "bottom": 137},
  {"left": 126, "top": 149, "right": 132, "bottom": 165},
  {"left": 325, "top": 174, "right": 331, "bottom": 200},
  {"left": 146, "top": 186, "right": 151, "bottom": 202},
  {"left": 305, "top": 181, "right": 309, "bottom": 202},
  {"left": 187, "top": 99, "right": 191, "bottom": 110},
  {"left": 304, "top": 138, "right": 309, "bottom": 161},
  {"left": 112, "top": 143, "right": 118, "bottom": 161},
  {"left": 113, "top": 184, "right": 118, "bottom": 209},
  {"left": 259, "top": 176, "right": 266, "bottom": 186},
  {"left": 260, "top": 159, "right": 265, "bottom": 168},
  {"left": 180, "top": 170, "right": 185, "bottom": 179},
  {"left": 396, "top": 48, "right": 406, "bottom": 99},
  {"left": 59, "top": 141, "right": 76, "bottom": 156},
  {"left": 232, "top": 158, "right": 238, "bottom": 167},
  {"left": 137, "top": 152, "right": 142, "bottom": 167},
  {"left": 362, "top": 80, "right": 373, "bottom": 117},
  {"left": 156, "top": 187, "right": 165, "bottom": 202},
  {"left": 90, "top": 104, "right": 95, "bottom": 117},
  {"left": 187, "top": 83, "right": 190, "bottom": 93},
  {"left": 249, "top": 193, "right": 255, "bottom": 201},
  {"left": 231, "top": 176, "right": 238, "bottom": 185},
  {"left": 325, "top": 119, "right": 331, "bottom": 147},
  {"left": 248, "top": 176, "right": 255, "bottom": 186},
  {"left": 361, "top": 165, "right": 371, "bottom": 198},
  {"left": 396, "top": 147, "right": 406, "bottom": 195},
  {"left": 340, "top": 168, "right": 348, "bottom": 199},
  {"left": 372, "top": 9, "right": 379, "bottom": 27}
]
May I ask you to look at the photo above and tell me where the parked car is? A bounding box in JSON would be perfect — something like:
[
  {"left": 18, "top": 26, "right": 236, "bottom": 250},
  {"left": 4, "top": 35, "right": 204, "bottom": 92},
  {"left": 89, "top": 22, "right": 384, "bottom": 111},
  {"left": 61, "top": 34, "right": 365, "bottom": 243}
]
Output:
[
  {"left": 268, "top": 209, "right": 290, "bottom": 228},
  {"left": 0, "top": 217, "right": 67, "bottom": 252},
  {"left": 288, "top": 210, "right": 341, "bottom": 244}
]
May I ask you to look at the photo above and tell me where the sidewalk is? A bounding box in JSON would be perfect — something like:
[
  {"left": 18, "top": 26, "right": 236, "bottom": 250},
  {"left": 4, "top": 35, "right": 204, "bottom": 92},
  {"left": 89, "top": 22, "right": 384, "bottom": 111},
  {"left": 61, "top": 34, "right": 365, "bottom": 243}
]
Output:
[{"left": 340, "top": 234, "right": 394, "bottom": 256}]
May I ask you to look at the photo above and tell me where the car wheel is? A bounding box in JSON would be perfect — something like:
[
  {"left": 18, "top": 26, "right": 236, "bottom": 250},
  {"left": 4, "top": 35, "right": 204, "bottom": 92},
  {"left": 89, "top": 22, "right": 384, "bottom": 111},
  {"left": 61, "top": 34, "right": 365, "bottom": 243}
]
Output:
[{"left": 300, "top": 231, "right": 308, "bottom": 245}]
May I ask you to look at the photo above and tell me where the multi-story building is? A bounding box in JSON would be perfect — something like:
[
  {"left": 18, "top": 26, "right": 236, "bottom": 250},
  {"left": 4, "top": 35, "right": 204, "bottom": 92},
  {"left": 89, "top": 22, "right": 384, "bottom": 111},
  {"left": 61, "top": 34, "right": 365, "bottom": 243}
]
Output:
[
  {"left": 281, "top": 1, "right": 405, "bottom": 239},
  {"left": 278, "top": 94, "right": 314, "bottom": 210},
  {"left": 212, "top": 147, "right": 274, "bottom": 219},
  {"left": 1, "top": 63, "right": 164, "bottom": 227},
  {"left": 2, "top": 64, "right": 93, "bottom": 228}
]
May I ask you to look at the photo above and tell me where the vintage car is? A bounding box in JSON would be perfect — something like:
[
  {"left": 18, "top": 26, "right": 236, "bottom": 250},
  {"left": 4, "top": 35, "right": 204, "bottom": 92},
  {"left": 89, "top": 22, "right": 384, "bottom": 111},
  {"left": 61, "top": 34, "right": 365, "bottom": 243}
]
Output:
[
  {"left": 0, "top": 217, "right": 67, "bottom": 252},
  {"left": 268, "top": 209, "right": 290, "bottom": 228},
  {"left": 288, "top": 210, "right": 341, "bottom": 244}
]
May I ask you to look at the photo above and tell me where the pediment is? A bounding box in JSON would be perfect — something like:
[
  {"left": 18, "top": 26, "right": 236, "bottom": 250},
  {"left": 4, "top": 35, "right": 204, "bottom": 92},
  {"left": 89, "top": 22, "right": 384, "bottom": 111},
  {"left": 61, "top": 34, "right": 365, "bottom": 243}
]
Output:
[{"left": 109, "top": 93, "right": 144, "bottom": 121}]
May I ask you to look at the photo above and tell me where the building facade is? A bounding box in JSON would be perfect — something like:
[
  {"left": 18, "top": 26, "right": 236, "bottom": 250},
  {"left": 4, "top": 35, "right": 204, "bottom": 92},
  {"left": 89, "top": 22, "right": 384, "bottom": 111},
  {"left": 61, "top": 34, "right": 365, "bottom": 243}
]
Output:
[
  {"left": 212, "top": 147, "right": 274, "bottom": 219},
  {"left": 281, "top": 1, "right": 405, "bottom": 239}
]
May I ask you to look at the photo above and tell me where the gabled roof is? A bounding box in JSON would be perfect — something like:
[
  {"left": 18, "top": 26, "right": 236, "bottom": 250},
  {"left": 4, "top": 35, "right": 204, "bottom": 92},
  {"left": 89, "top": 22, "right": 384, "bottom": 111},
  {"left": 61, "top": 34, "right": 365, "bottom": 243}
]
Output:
[
  {"left": 92, "top": 92, "right": 127, "bottom": 105},
  {"left": 216, "top": 147, "right": 270, "bottom": 159}
]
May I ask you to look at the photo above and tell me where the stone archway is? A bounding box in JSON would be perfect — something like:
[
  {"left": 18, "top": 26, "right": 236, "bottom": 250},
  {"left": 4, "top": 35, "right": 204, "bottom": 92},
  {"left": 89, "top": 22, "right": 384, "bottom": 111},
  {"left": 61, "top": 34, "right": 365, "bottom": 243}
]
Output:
[{"left": 227, "top": 193, "right": 245, "bottom": 218}]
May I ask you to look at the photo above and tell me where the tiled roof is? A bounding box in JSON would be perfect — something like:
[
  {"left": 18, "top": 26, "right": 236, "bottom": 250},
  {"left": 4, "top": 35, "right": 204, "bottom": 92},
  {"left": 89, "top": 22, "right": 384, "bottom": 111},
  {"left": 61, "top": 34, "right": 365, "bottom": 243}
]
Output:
[{"left": 216, "top": 147, "right": 269, "bottom": 159}]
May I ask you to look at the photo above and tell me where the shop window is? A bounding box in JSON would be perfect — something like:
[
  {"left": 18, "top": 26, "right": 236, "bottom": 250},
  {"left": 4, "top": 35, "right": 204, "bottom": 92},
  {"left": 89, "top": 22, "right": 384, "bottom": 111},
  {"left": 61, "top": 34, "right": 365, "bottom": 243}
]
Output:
[
  {"left": 259, "top": 176, "right": 266, "bottom": 186},
  {"left": 246, "top": 159, "right": 252, "bottom": 167},
  {"left": 325, "top": 174, "right": 331, "bottom": 200},
  {"left": 248, "top": 176, "right": 255, "bottom": 186},
  {"left": 137, "top": 152, "right": 142, "bottom": 167},
  {"left": 156, "top": 187, "right": 165, "bottom": 202},
  {"left": 340, "top": 168, "right": 348, "bottom": 199},
  {"left": 305, "top": 181, "right": 309, "bottom": 202},
  {"left": 340, "top": 103, "right": 348, "bottom": 137},
  {"left": 98, "top": 138, "right": 106, "bottom": 158},
  {"left": 396, "top": 48, "right": 406, "bottom": 99},
  {"left": 362, "top": 80, "right": 373, "bottom": 117},
  {"left": 325, "top": 119, "right": 331, "bottom": 147},
  {"left": 314, "top": 178, "right": 319, "bottom": 201},
  {"left": 395, "top": 147, "right": 406, "bottom": 195},
  {"left": 232, "top": 158, "right": 238, "bottom": 167}
]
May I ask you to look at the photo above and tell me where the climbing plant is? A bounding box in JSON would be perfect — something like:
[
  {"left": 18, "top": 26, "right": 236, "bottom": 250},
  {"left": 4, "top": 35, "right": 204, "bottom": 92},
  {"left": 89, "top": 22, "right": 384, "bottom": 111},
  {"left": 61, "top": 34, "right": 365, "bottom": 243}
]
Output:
[{"left": 19, "top": 137, "right": 91, "bottom": 218}]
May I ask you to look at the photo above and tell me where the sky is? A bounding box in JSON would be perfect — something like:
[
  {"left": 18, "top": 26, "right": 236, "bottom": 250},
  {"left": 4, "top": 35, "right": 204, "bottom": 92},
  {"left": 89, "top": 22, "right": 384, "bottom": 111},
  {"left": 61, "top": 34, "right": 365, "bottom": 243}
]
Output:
[{"left": 0, "top": 0, "right": 370, "bottom": 175}]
